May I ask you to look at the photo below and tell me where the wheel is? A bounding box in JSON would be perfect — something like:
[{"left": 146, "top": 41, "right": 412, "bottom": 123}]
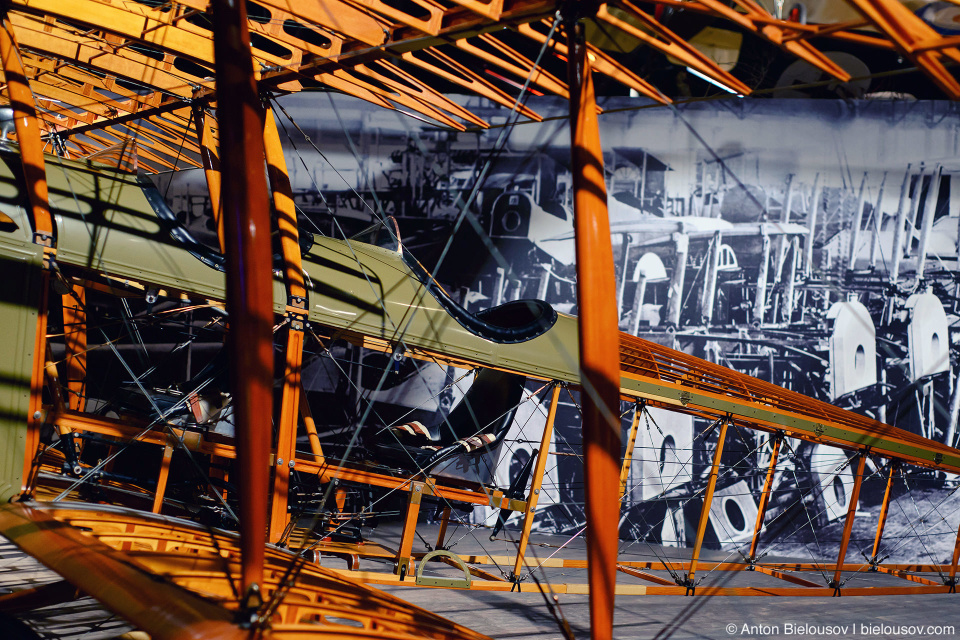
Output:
[{"left": 808, "top": 444, "right": 854, "bottom": 526}]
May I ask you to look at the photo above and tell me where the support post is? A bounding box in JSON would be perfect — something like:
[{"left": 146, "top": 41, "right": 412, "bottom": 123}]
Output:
[
  {"left": 435, "top": 507, "right": 452, "bottom": 550},
  {"left": 847, "top": 172, "right": 867, "bottom": 270},
  {"left": 870, "top": 461, "right": 897, "bottom": 564},
  {"left": 396, "top": 482, "right": 423, "bottom": 579},
  {"left": 869, "top": 172, "right": 887, "bottom": 269},
  {"left": 831, "top": 453, "right": 867, "bottom": 591},
  {"left": 212, "top": 0, "right": 273, "bottom": 602},
  {"left": 630, "top": 275, "right": 649, "bottom": 336},
  {"left": 804, "top": 173, "right": 821, "bottom": 276},
  {"left": 767, "top": 174, "right": 795, "bottom": 323},
  {"left": 889, "top": 166, "right": 912, "bottom": 284},
  {"left": 1, "top": 11, "right": 56, "bottom": 495},
  {"left": 781, "top": 174, "right": 795, "bottom": 225},
  {"left": 616, "top": 233, "right": 631, "bottom": 319},
  {"left": 0, "top": 13, "right": 54, "bottom": 245},
  {"left": 62, "top": 285, "right": 87, "bottom": 412},
  {"left": 270, "top": 328, "right": 303, "bottom": 542},
  {"left": 916, "top": 164, "right": 942, "bottom": 282},
  {"left": 192, "top": 105, "right": 225, "bottom": 253},
  {"left": 299, "top": 386, "right": 325, "bottom": 464},
  {"left": 665, "top": 232, "right": 689, "bottom": 327},
  {"left": 512, "top": 384, "right": 561, "bottom": 579},
  {"left": 753, "top": 230, "right": 771, "bottom": 325},
  {"left": 781, "top": 237, "right": 799, "bottom": 323},
  {"left": 687, "top": 418, "right": 730, "bottom": 589},
  {"left": 748, "top": 433, "right": 782, "bottom": 562},
  {"left": 699, "top": 232, "right": 722, "bottom": 325},
  {"left": 949, "top": 519, "right": 960, "bottom": 589},
  {"left": 618, "top": 402, "right": 642, "bottom": 502},
  {"left": 264, "top": 106, "right": 307, "bottom": 543},
  {"left": 537, "top": 264, "right": 551, "bottom": 301},
  {"left": 151, "top": 444, "right": 175, "bottom": 514},
  {"left": 566, "top": 14, "right": 622, "bottom": 639},
  {"left": 905, "top": 164, "right": 927, "bottom": 256}
]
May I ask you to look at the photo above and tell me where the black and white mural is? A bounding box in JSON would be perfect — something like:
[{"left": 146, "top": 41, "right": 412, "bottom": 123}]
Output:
[{"left": 161, "top": 95, "right": 960, "bottom": 563}]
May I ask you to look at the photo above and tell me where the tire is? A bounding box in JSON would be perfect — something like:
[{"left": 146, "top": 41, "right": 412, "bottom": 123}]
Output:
[{"left": 808, "top": 444, "right": 854, "bottom": 527}]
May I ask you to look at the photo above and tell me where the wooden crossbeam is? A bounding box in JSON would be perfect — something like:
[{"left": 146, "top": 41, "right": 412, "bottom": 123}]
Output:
[
  {"left": 10, "top": 13, "right": 203, "bottom": 96},
  {"left": 600, "top": 2, "right": 751, "bottom": 96},
  {"left": 844, "top": 0, "right": 960, "bottom": 99}
]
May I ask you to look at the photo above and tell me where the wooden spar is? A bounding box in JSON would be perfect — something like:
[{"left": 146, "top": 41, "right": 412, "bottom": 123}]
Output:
[
  {"left": 832, "top": 453, "right": 867, "bottom": 590},
  {"left": 435, "top": 507, "right": 452, "bottom": 550},
  {"left": 298, "top": 383, "right": 326, "bottom": 463},
  {"left": 618, "top": 402, "right": 642, "bottom": 501},
  {"left": 151, "top": 444, "right": 174, "bottom": 514},
  {"left": 687, "top": 418, "right": 729, "bottom": 588},
  {"left": 567, "top": 11, "right": 621, "bottom": 640},
  {"left": 397, "top": 482, "right": 424, "bottom": 578},
  {"left": 749, "top": 433, "right": 782, "bottom": 561},
  {"left": 870, "top": 461, "right": 897, "bottom": 563},
  {"left": 264, "top": 106, "right": 307, "bottom": 542},
  {"left": 211, "top": 0, "right": 272, "bottom": 602},
  {"left": 512, "top": 383, "right": 561, "bottom": 579}
]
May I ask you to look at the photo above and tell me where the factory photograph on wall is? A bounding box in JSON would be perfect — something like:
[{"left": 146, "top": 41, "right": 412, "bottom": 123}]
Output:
[
  {"left": 15, "top": 1, "right": 960, "bottom": 637},
  {"left": 160, "top": 95, "right": 960, "bottom": 564}
]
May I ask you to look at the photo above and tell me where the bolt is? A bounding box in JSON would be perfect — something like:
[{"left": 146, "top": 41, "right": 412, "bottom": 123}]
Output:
[
  {"left": 288, "top": 460, "right": 295, "bottom": 468},
  {"left": 33, "top": 411, "right": 41, "bottom": 420},
  {"left": 277, "top": 458, "right": 284, "bottom": 466}
]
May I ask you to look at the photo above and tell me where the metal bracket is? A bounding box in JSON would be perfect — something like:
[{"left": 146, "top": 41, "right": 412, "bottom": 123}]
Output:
[
  {"left": 33, "top": 231, "right": 54, "bottom": 248},
  {"left": 286, "top": 295, "right": 307, "bottom": 330},
  {"left": 415, "top": 550, "right": 472, "bottom": 589}
]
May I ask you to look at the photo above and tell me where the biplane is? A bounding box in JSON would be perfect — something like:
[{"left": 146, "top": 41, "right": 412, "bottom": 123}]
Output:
[{"left": 0, "top": 1, "right": 960, "bottom": 640}]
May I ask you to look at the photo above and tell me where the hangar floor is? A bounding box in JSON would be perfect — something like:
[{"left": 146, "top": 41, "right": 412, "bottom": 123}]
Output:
[{"left": 3, "top": 499, "right": 960, "bottom": 640}]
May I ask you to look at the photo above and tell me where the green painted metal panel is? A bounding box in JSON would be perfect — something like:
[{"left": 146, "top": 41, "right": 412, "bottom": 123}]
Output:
[{"left": 0, "top": 228, "right": 43, "bottom": 502}]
